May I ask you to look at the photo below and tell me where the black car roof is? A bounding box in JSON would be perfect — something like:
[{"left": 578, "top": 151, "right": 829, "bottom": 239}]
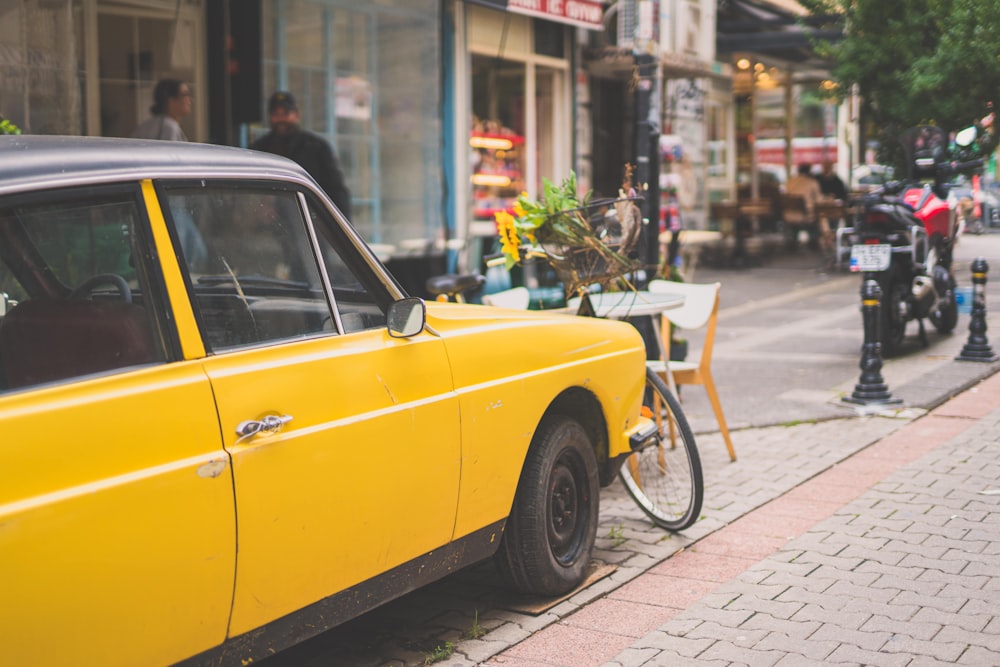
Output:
[{"left": 0, "top": 135, "right": 313, "bottom": 195}]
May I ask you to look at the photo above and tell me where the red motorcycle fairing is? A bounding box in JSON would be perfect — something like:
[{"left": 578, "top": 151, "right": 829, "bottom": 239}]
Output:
[{"left": 902, "top": 186, "right": 951, "bottom": 239}]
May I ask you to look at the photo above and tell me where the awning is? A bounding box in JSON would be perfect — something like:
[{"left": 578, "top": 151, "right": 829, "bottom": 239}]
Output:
[
  {"left": 716, "top": 0, "right": 842, "bottom": 65},
  {"left": 467, "top": 0, "right": 605, "bottom": 31}
]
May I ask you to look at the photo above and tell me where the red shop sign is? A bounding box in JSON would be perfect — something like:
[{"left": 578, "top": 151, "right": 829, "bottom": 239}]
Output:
[{"left": 506, "top": 0, "right": 604, "bottom": 30}]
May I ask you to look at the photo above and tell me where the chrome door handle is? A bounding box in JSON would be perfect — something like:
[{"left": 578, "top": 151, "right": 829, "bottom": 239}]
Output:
[{"left": 236, "top": 414, "right": 293, "bottom": 439}]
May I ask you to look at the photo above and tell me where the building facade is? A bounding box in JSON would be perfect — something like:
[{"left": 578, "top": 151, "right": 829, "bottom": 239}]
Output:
[{"left": 2, "top": 0, "right": 846, "bottom": 292}]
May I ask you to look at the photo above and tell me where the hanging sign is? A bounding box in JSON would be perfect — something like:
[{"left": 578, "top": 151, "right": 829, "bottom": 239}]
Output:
[{"left": 469, "top": 0, "right": 605, "bottom": 30}]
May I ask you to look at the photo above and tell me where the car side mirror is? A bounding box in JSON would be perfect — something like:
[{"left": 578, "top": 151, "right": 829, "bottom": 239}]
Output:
[
  {"left": 387, "top": 297, "right": 425, "bottom": 338},
  {"left": 955, "top": 126, "right": 978, "bottom": 147}
]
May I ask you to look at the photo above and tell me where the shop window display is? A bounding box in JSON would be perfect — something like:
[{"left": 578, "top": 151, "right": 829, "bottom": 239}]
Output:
[{"left": 470, "top": 118, "right": 525, "bottom": 222}]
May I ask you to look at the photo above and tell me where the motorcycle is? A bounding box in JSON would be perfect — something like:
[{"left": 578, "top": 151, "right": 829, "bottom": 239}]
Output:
[{"left": 843, "top": 124, "right": 984, "bottom": 356}]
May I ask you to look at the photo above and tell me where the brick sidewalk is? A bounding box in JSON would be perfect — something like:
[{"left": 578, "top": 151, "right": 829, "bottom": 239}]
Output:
[{"left": 483, "top": 372, "right": 1000, "bottom": 667}]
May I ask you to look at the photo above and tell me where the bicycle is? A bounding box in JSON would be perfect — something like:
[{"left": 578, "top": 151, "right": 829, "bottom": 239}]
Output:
[
  {"left": 478, "top": 195, "right": 704, "bottom": 531},
  {"left": 624, "top": 367, "right": 703, "bottom": 530}
]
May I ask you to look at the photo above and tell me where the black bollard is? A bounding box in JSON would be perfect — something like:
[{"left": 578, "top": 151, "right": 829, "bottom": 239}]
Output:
[
  {"left": 956, "top": 257, "right": 998, "bottom": 362},
  {"left": 844, "top": 278, "right": 902, "bottom": 406}
]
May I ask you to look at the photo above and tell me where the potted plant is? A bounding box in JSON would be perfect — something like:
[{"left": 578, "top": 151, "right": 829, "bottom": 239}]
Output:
[{"left": 494, "top": 171, "right": 641, "bottom": 299}]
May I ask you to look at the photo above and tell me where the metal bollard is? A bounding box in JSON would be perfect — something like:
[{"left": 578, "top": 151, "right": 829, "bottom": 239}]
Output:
[
  {"left": 844, "top": 278, "right": 902, "bottom": 406},
  {"left": 956, "top": 257, "right": 998, "bottom": 362}
]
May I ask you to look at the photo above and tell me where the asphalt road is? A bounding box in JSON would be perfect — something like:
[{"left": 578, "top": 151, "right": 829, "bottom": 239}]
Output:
[{"left": 675, "top": 230, "right": 1000, "bottom": 435}]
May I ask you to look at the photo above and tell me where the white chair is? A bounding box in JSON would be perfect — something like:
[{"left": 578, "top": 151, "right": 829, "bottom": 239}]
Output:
[
  {"left": 647, "top": 279, "right": 736, "bottom": 461},
  {"left": 481, "top": 286, "right": 530, "bottom": 310}
]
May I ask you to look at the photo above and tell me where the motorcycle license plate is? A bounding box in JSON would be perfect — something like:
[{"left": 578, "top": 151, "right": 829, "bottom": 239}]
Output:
[{"left": 850, "top": 244, "right": 891, "bottom": 272}]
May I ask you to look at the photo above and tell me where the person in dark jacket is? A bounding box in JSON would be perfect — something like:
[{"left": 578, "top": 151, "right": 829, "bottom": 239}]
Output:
[
  {"left": 252, "top": 91, "right": 352, "bottom": 218},
  {"left": 817, "top": 160, "right": 847, "bottom": 201}
]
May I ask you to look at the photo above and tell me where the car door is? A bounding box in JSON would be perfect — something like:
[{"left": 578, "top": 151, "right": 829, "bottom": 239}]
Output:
[
  {"left": 0, "top": 184, "right": 235, "bottom": 667},
  {"left": 159, "top": 182, "right": 461, "bottom": 639}
]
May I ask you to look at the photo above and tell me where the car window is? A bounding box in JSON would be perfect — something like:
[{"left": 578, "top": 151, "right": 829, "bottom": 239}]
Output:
[
  {"left": 0, "top": 190, "right": 165, "bottom": 392},
  {"left": 305, "top": 197, "right": 388, "bottom": 334},
  {"left": 163, "top": 183, "right": 384, "bottom": 352}
]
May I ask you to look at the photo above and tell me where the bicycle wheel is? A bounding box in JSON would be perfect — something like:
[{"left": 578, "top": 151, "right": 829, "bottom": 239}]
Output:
[{"left": 619, "top": 367, "right": 703, "bottom": 531}]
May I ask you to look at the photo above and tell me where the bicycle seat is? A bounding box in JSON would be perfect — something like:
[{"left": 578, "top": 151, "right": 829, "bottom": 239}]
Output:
[{"left": 425, "top": 273, "right": 485, "bottom": 297}]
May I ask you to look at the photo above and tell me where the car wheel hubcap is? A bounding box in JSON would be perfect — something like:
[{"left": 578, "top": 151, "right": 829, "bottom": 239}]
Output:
[{"left": 549, "top": 455, "right": 583, "bottom": 563}]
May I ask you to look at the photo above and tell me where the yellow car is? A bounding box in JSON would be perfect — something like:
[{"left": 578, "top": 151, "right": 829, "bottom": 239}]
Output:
[{"left": 0, "top": 136, "right": 652, "bottom": 666}]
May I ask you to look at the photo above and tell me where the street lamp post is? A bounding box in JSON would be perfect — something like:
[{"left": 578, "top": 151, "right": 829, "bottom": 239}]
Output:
[{"left": 632, "top": 0, "right": 661, "bottom": 277}]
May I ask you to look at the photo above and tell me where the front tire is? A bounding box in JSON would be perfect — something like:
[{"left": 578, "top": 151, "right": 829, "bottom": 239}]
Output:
[
  {"left": 495, "top": 415, "right": 599, "bottom": 596},
  {"left": 619, "top": 369, "right": 703, "bottom": 531}
]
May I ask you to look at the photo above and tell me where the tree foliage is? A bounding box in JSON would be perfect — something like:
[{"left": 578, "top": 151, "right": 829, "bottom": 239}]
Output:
[{"left": 801, "top": 0, "right": 1000, "bottom": 165}]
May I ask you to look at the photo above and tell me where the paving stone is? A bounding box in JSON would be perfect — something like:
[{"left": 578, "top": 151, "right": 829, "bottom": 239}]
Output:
[
  {"left": 649, "top": 550, "right": 757, "bottom": 582},
  {"left": 825, "top": 644, "right": 912, "bottom": 666},
  {"left": 956, "top": 645, "right": 1000, "bottom": 665},
  {"left": 936, "top": 582, "right": 1000, "bottom": 606},
  {"left": 789, "top": 603, "right": 871, "bottom": 631},
  {"left": 609, "top": 573, "right": 719, "bottom": 609},
  {"left": 772, "top": 585, "right": 846, "bottom": 611},
  {"left": 772, "top": 655, "right": 829, "bottom": 667},
  {"left": 880, "top": 634, "right": 968, "bottom": 662},
  {"left": 737, "top": 614, "right": 822, "bottom": 640},
  {"left": 838, "top": 598, "right": 920, "bottom": 623},
  {"left": 752, "top": 566, "right": 828, "bottom": 591},
  {"left": 800, "top": 563, "right": 880, "bottom": 587},
  {"left": 630, "top": 649, "right": 729, "bottom": 666},
  {"left": 623, "top": 630, "right": 714, "bottom": 656},
  {"left": 936, "top": 625, "right": 1000, "bottom": 653},
  {"left": 723, "top": 596, "right": 804, "bottom": 619},
  {"left": 806, "top": 622, "right": 895, "bottom": 652},
  {"left": 753, "top": 632, "right": 841, "bottom": 661},
  {"left": 601, "top": 646, "right": 661, "bottom": 667},
  {"left": 858, "top": 613, "right": 941, "bottom": 641},
  {"left": 668, "top": 604, "right": 756, "bottom": 630},
  {"left": 561, "top": 598, "right": 679, "bottom": 639},
  {"left": 893, "top": 590, "right": 967, "bottom": 614},
  {"left": 695, "top": 643, "right": 784, "bottom": 666},
  {"left": 896, "top": 551, "right": 969, "bottom": 574}
]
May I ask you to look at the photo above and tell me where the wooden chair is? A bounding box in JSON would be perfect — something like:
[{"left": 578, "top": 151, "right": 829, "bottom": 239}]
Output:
[
  {"left": 646, "top": 279, "right": 736, "bottom": 461},
  {"left": 780, "top": 193, "right": 816, "bottom": 249},
  {"left": 709, "top": 201, "right": 740, "bottom": 237}
]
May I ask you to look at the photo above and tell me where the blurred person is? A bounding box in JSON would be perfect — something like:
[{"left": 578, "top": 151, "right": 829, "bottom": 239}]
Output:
[
  {"left": 132, "top": 79, "right": 191, "bottom": 141},
  {"left": 132, "top": 79, "right": 205, "bottom": 268},
  {"left": 252, "top": 91, "right": 352, "bottom": 218},
  {"left": 816, "top": 160, "right": 848, "bottom": 237},
  {"left": 785, "top": 162, "right": 831, "bottom": 251},
  {"left": 817, "top": 160, "right": 847, "bottom": 201}
]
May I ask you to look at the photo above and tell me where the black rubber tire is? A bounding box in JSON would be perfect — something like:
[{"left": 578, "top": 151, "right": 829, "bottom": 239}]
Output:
[
  {"left": 876, "top": 273, "right": 906, "bottom": 357},
  {"left": 495, "top": 415, "right": 599, "bottom": 597},
  {"left": 930, "top": 286, "right": 958, "bottom": 334},
  {"left": 619, "top": 368, "right": 703, "bottom": 531}
]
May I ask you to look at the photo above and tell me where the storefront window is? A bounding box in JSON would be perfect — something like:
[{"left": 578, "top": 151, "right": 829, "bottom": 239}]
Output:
[
  {"left": 261, "top": 0, "right": 443, "bottom": 249},
  {"left": 97, "top": 9, "right": 202, "bottom": 139},
  {"left": 754, "top": 85, "right": 788, "bottom": 179},
  {"left": 470, "top": 55, "right": 526, "bottom": 225},
  {"left": 706, "top": 101, "right": 728, "bottom": 180},
  {"left": 0, "top": 0, "right": 85, "bottom": 135}
]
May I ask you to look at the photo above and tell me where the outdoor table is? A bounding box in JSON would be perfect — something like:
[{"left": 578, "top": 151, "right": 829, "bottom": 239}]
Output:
[{"left": 566, "top": 290, "right": 685, "bottom": 394}]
